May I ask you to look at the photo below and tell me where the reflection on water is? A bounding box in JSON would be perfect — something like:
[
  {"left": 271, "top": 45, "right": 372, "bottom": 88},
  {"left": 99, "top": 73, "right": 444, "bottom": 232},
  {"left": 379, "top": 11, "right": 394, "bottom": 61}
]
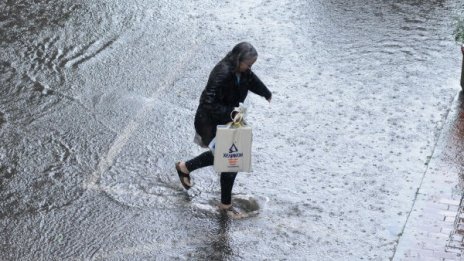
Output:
[
  {"left": 0, "top": 0, "right": 80, "bottom": 45},
  {"left": 209, "top": 214, "right": 233, "bottom": 261}
]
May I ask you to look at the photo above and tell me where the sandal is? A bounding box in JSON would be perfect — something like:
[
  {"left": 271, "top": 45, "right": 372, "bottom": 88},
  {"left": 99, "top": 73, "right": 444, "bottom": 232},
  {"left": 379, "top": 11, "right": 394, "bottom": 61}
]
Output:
[
  {"left": 221, "top": 205, "right": 247, "bottom": 219},
  {"left": 175, "top": 162, "right": 192, "bottom": 190}
]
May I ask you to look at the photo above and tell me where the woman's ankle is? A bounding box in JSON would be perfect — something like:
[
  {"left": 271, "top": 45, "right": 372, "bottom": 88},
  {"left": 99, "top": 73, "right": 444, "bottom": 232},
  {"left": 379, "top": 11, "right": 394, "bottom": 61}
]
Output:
[{"left": 218, "top": 203, "right": 232, "bottom": 209}]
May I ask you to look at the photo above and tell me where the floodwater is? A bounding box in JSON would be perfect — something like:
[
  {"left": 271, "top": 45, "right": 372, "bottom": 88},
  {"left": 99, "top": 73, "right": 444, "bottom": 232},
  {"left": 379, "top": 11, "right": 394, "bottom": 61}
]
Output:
[{"left": 1, "top": 0, "right": 463, "bottom": 260}]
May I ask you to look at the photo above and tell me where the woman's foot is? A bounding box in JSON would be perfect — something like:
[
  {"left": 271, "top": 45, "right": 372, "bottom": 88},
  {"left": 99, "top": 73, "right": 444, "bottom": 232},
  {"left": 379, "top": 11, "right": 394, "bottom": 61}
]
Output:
[
  {"left": 218, "top": 203, "right": 232, "bottom": 210},
  {"left": 219, "top": 203, "right": 247, "bottom": 219},
  {"left": 175, "top": 162, "right": 192, "bottom": 190},
  {"left": 178, "top": 162, "right": 190, "bottom": 174}
]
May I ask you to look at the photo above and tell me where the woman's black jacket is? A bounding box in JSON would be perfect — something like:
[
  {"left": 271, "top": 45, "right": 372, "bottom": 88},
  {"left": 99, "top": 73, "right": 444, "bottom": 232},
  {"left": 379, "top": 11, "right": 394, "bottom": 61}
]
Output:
[{"left": 194, "top": 59, "right": 272, "bottom": 146}]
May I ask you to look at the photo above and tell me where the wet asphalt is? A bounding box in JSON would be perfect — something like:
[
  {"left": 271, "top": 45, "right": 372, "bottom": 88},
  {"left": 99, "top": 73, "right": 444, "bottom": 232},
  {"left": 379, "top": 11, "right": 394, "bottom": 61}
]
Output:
[{"left": 1, "top": 0, "right": 464, "bottom": 260}]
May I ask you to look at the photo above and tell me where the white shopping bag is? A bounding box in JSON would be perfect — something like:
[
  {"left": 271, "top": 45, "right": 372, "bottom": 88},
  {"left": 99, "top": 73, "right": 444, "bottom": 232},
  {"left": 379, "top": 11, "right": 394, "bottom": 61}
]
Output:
[{"left": 213, "top": 123, "right": 252, "bottom": 172}]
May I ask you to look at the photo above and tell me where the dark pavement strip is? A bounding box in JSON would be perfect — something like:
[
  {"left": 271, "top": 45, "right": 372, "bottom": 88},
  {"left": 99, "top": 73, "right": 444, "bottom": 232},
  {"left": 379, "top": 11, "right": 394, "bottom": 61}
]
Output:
[{"left": 394, "top": 91, "right": 464, "bottom": 260}]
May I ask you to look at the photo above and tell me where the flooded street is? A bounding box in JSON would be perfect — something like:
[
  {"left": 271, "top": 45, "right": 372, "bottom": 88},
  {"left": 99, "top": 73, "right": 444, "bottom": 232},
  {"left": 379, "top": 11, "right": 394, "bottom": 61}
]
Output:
[{"left": 1, "top": 0, "right": 464, "bottom": 260}]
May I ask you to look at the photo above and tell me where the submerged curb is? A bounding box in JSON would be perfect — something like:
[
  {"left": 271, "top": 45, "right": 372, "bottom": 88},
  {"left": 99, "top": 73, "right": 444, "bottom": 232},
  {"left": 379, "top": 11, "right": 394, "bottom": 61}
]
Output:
[{"left": 461, "top": 44, "right": 464, "bottom": 91}]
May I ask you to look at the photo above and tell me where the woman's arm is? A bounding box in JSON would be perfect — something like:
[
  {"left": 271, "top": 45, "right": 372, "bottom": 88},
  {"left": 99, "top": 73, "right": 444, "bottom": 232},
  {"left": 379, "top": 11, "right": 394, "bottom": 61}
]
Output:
[{"left": 247, "top": 70, "right": 272, "bottom": 101}]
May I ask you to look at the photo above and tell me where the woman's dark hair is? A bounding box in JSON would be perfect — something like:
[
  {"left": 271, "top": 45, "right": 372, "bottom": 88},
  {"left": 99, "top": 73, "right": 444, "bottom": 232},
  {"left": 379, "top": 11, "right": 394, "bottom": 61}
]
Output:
[{"left": 225, "top": 42, "right": 258, "bottom": 69}]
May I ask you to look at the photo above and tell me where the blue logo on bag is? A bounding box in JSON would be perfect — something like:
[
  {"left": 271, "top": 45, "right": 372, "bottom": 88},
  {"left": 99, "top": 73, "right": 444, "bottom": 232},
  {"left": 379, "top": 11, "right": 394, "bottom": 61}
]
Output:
[
  {"left": 229, "top": 144, "right": 238, "bottom": 153},
  {"left": 223, "top": 143, "right": 243, "bottom": 159}
]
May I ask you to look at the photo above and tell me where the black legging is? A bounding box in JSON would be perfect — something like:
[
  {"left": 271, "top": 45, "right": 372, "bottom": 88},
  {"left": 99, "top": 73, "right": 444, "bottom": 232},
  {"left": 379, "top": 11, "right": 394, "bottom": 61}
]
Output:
[{"left": 185, "top": 151, "right": 237, "bottom": 205}]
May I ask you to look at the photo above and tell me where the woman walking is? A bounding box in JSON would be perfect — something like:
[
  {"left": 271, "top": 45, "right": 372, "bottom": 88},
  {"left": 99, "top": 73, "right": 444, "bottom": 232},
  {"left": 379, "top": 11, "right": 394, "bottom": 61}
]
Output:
[{"left": 176, "top": 42, "right": 272, "bottom": 216}]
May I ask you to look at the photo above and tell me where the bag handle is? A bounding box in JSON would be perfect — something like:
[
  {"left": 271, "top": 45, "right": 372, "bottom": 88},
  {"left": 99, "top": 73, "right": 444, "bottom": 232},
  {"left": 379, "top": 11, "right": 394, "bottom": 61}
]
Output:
[
  {"left": 230, "top": 108, "right": 243, "bottom": 124},
  {"left": 230, "top": 103, "right": 248, "bottom": 127}
]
